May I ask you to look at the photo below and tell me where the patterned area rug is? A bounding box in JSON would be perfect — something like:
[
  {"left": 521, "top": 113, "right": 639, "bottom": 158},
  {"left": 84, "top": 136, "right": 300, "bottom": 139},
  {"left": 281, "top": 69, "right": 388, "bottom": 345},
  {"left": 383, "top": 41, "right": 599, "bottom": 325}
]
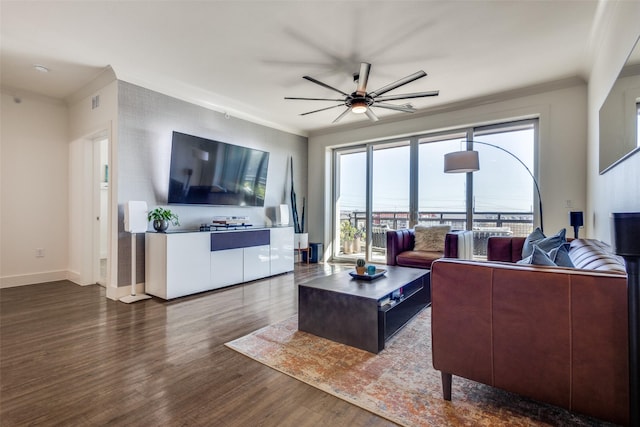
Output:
[{"left": 225, "top": 308, "right": 615, "bottom": 427}]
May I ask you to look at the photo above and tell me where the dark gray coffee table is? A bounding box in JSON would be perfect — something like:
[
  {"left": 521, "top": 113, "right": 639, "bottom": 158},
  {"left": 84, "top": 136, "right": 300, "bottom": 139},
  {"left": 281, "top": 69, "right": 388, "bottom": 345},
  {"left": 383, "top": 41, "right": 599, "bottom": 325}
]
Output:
[{"left": 298, "top": 265, "right": 430, "bottom": 353}]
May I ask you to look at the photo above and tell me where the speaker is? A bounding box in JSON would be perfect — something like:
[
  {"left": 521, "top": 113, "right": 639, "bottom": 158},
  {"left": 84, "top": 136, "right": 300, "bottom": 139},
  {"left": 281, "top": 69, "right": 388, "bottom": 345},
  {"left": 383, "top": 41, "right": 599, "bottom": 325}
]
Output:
[
  {"left": 276, "top": 204, "right": 289, "bottom": 226},
  {"left": 124, "top": 201, "right": 148, "bottom": 233}
]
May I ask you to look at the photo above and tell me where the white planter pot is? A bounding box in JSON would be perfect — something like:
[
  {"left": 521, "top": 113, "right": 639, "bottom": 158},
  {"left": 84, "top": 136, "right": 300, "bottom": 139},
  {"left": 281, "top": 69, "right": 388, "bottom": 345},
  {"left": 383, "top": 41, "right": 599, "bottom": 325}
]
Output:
[
  {"left": 352, "top": 238, "right": 362, "bottom": 253},
  {"left": 294, "top": 233, "right": 309, "bottom": 249}
]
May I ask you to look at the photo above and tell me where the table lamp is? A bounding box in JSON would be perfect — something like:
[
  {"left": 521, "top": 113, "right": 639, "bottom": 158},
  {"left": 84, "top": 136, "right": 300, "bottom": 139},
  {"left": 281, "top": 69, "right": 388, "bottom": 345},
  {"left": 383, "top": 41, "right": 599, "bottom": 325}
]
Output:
[{"left": 569, "top": 211, "right": 583, "bottom": 239}]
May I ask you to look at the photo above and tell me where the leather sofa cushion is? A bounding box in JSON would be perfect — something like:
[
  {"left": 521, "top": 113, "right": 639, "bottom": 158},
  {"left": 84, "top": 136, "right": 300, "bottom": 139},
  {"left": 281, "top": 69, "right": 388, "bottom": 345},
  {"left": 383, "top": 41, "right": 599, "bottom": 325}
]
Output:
[{"left": 395, "top": 250, "right": 442, "bottom": 269}]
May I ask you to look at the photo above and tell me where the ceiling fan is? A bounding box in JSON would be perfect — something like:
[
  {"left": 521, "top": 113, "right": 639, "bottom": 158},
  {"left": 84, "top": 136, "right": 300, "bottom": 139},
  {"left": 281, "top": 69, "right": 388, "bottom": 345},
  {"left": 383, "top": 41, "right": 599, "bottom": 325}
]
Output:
[{"left": 285, "top": 62, "right": 439, "bottom": 123}]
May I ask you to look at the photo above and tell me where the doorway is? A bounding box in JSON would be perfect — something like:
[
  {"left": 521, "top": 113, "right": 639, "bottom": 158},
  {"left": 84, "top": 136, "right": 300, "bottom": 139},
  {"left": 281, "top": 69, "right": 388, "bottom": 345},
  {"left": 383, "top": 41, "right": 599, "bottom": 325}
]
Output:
[{"left": 93, "top": 137, "right": 109, "bottom": 286}]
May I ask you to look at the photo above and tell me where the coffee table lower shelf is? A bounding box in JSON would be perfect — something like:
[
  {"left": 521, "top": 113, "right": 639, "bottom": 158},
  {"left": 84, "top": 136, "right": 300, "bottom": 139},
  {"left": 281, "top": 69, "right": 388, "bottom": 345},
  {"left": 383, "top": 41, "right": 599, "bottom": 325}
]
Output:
[{"left": 298, "top": 266, "right": 430, "bottom": 354}]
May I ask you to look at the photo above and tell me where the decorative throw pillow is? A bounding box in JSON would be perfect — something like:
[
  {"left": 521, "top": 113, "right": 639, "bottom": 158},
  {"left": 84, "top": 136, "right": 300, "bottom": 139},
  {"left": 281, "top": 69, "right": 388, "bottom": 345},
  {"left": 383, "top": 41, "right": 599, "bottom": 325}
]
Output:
[
  {"left": 517, "top": 244, "right": 557, "bottom": 266},
  {"left": 548, "top": 243, "right": 574, "bottom": 268},
  {"left": 522, "top": 227, "right": 567, "bottom": 259},
  {"left": 414, "top": 225, "right": 451, "bottom": 252}
]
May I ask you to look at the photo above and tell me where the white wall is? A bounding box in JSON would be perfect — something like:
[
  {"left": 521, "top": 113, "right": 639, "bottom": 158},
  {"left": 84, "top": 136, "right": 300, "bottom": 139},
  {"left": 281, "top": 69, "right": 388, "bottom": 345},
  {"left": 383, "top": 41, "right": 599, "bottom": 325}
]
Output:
[
  {"left": 115, "top": 81, "right": 307, "bottom": 288},
  {"left": 1, "top": 75, "right": 306, "bottom": 296},
  {"left": 587, "top": 0, "right": 640, "bottom": 241},
  {"left": 67, "top": 78, "right": 118, "bottom": 289},
  {"left": 308, "top": 82, "right": 588, "bottom": 258},
  {"left": 0, "top": 91, "right": 69, "bottom": 287}
]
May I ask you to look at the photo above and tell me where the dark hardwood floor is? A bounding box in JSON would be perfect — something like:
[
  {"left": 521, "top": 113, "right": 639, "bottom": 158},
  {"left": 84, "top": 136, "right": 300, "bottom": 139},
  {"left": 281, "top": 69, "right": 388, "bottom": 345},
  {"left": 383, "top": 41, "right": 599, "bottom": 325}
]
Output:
[{"left": 0, "top": 263, "right": 396, "bottom": 426}]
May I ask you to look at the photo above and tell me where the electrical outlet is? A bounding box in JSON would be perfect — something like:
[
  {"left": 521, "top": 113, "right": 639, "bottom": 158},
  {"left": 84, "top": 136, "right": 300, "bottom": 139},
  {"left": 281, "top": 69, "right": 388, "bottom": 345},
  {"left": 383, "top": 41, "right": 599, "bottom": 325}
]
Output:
[{"left": 35, "top": 248, "right": 44, "bottom": 258}]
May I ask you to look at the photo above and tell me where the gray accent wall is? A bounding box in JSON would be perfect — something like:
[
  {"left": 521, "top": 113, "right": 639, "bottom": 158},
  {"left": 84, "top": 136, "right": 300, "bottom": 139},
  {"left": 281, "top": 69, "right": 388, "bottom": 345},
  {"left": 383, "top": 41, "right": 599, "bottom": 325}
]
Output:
[{"left": 117, "top": 81, "right": 307, "bottom": 287}]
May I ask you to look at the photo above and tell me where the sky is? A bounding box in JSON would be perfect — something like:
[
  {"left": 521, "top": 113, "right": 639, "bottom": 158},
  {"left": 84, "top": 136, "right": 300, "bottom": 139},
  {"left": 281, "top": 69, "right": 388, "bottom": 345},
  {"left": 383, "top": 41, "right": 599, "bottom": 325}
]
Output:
[{"left": 338, "top": 128, "right": 535, "bottom": 214}]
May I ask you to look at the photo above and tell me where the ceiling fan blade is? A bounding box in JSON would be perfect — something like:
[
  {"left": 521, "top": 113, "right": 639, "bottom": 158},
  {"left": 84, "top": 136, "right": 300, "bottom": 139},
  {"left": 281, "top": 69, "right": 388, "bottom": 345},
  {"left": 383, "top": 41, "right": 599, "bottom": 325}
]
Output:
[
  {"left": 374, "top": 90, "right": 439, "bottom": 102},
  {"left": 365, "top": 108, "right": 379, "bottom": 122},
  {"left": 332, "top": 108, "right": 352, "bottom": 123},
  {"left": 285, "top": 97, "right": 345, "bottom": 101},
  {"left": 369, "top": 70, "right": 427, "bottom": 97},
  {"left": 303, "top": 76, "right": 350, "bottom": 97},
  {"left": 300, "top": 104, "right": 345, "bottom": 116},
  {"left": 355, "top": 62, "right": 371, "bottom": 96},
  {"left": 373, "top": 103, "right": 416, "bottom": 113}
]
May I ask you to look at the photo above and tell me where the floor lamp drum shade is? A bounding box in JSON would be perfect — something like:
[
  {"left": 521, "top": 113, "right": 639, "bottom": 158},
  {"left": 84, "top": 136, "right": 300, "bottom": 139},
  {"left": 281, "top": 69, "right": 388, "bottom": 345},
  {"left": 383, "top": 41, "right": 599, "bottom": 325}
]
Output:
[
  {"left": 124, "top": 201, "right": 148, "bottom": 233},
  {"left": 443, "top": 151, "right": 480, "bottom": 173}
]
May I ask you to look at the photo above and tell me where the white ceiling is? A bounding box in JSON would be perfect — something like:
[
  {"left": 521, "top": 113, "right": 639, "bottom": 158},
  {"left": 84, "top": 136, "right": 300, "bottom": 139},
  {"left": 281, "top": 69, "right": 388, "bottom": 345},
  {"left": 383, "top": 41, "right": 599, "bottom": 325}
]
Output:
[{"left": 1, "top": 1, "right": 602, "bottom": 136}]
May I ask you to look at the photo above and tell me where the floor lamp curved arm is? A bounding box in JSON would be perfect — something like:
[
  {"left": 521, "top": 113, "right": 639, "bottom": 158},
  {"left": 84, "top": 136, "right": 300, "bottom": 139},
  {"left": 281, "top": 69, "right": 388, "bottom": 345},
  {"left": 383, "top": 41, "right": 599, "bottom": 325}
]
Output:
[{"left": 444, "top": 140, "right": 544, "bottom": 233}]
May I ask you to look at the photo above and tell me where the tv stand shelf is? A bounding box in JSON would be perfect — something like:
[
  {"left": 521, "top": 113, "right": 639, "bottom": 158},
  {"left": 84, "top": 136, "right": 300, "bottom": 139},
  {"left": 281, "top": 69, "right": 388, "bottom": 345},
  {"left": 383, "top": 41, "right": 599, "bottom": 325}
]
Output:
[{"left": 145, "top": 227, "right": 294, "bottom": 299}]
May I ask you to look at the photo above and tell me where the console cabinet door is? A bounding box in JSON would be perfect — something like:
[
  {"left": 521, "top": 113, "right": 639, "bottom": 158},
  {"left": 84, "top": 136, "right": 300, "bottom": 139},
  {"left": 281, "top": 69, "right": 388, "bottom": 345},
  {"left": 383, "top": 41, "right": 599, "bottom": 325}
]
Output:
[
  {"left": 270, "top": 227, "right": 294, "bottom": 275},
  {"left": 244, "top": 245, "right": 271, "bottom": 282},
  {"left": 165, "top": 233, "right": 211, "bottom": 299},
  {"left": 211, "top": 248, "right": 243, "bottom": 289}
]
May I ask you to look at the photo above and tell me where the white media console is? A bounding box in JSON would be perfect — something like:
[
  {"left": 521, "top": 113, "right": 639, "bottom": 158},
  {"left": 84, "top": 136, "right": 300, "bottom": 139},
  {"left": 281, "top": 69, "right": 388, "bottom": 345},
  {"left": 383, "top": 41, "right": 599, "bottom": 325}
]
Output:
[{"left": 145, "top": 226, "right": 294, "bottom": 299}]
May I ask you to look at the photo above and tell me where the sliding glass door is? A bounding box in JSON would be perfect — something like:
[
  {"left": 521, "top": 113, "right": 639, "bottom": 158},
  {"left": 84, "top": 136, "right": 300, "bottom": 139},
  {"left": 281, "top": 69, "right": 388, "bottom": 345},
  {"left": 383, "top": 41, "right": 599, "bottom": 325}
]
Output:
[
  {"left": 471, "top": 122, "right": 537, "bottom": 256},
  {"left": 333, "top": 119, "right": 538, "bottom": 262},
  {"left": 371, "top": 141, "right": 410, "bottom": 262},
  {"left": 418, "top": 135, "right": 467, "bottom": 229},
  {"left": 335, "top": 148, "right": 366, "bottom": 258}
]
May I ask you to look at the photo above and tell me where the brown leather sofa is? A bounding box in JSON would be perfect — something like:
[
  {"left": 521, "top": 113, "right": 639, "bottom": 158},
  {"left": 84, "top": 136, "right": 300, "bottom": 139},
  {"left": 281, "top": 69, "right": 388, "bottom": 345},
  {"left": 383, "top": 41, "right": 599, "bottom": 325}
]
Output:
[
  {"left": 431, "top": 237, "right": 629, "bottom": 425},
  {"left": 386, "top": 229, "right": 473, "bottom": 269}
]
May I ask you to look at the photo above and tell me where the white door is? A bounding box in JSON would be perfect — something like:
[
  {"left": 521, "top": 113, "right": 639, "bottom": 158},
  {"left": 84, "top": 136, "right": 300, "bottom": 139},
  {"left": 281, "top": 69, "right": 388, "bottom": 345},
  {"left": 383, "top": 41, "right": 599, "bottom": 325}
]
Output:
[{"left": 93, "top": 137, "right": 109, "bottom": 286}]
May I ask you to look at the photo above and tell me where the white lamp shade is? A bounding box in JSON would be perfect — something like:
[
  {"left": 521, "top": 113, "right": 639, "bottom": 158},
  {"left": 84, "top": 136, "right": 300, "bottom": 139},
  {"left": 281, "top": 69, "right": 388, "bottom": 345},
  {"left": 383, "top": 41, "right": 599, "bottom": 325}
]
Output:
[{"left": 444, "top": 150, "right": 480, "bottom": 173}]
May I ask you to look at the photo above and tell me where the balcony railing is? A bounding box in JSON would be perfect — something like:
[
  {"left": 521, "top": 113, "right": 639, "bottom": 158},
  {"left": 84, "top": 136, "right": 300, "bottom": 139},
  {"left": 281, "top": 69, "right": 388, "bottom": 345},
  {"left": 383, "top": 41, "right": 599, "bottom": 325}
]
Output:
[{"left": 339, "top": 210, "right": 534, "bottom": 259}]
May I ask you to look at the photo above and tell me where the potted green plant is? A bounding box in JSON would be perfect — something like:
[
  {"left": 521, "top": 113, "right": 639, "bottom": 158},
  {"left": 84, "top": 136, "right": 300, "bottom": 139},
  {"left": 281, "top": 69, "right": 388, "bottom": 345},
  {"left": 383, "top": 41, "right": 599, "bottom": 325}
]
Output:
[
  {"left": 353, "top": 226, "right": 366, "bottom": 253},
  {"left": 340, "top": 221, "right": 355, "bottom": 254},
  {"left": 148, "top": 207, "right": 180, "bottom": 232}
]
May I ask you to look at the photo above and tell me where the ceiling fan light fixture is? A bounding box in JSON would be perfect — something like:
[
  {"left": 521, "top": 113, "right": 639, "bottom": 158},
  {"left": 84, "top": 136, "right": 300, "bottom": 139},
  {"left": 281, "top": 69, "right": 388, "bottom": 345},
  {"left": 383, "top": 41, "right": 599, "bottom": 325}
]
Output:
[
  {"left": 351, "top": 101, "right": 367, "bottom": 114},
  {"left": 285, "top": 62, "right": 439, "bottom": 124}
]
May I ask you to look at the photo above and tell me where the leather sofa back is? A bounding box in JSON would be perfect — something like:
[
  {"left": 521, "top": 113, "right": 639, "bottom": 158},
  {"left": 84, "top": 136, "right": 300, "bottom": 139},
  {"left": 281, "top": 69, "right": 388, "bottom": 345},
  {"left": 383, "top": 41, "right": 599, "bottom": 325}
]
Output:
[
  {"left": 386, "top": 229, "right": 471, "bottom": 268},
  {"left": 486, "top": 236, "right": 526, "bottom": 262},
  {"left": 431, "top": 258, "right": 629, "bottom": 425}
]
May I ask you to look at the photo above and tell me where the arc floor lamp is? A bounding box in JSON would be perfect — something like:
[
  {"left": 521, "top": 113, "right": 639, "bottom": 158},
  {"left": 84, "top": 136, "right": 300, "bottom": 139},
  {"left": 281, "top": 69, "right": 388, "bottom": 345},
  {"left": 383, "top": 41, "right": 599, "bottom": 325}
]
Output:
[{"left": 443, "top": 141, "right": 543, "bottom": 233}]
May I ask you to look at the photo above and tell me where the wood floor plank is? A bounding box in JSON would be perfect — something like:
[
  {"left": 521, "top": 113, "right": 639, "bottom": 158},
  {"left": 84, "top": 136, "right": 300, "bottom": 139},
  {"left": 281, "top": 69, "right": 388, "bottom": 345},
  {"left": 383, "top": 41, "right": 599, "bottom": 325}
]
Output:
[{"left": 1, "top": 263, "right": 395, "bottom": 426}]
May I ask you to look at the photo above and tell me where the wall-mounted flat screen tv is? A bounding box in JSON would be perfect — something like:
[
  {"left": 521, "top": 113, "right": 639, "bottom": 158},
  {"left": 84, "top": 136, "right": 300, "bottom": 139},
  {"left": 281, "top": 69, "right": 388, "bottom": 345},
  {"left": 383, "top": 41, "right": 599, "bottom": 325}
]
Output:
[{"left": 168, "top": 131, "right": 269, "bottom": 206}]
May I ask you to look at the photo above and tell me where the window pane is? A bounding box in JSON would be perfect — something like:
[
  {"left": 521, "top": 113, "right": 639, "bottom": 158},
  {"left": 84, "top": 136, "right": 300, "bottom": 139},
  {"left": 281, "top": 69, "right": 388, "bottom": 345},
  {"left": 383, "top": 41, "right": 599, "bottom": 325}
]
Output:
[
  {"left": 418, "top": 137, "right": 467, "bottom": 229},
  {"left": 335, "top": 150, "right": 365, "bottom": 258},
  {"left": 472, "top": 126, "right": 535, "bottom": 256},
  {"left": 372, "top": 142, "right": 410, "bottom": 229}
]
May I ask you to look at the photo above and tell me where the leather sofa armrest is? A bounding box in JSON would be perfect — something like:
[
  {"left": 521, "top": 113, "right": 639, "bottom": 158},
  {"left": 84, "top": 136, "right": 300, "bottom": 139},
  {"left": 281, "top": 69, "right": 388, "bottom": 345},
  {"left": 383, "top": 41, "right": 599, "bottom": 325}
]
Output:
[
  {"left": 444, "top": 230, "right": 473, "bottom": 259},
  {"left": 386, "top": 228, "right": 415, "bottom": 265},
  {"left": 444, "top": 232, "right": 459, "bottom": 258}
]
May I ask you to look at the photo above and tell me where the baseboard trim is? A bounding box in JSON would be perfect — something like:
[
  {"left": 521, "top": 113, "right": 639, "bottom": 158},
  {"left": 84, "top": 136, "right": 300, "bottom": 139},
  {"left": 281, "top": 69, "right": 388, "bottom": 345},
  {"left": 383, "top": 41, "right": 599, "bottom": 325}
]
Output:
[{"left": 0, "top": 270, "right": 69, "bottom": 288}]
